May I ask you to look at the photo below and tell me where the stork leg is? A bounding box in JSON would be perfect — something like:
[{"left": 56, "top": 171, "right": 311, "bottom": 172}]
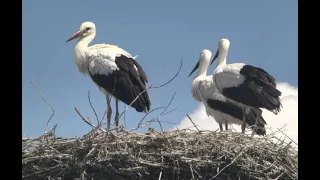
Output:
[
  {"left": 241, "top": 107, "right": 247, "bottom": 134},
  {"left": 114, "top": 99, "right": 119, "bottom": 133},
  {"left": 219, "top": 122, "right": 223, "bottom": 132},
  {"left": 225, "top": 123, "right": 228, "bottom": 131},
  {"left": 251, "top": 109, "right": 261, "bottom": 137},
  {"left": 106, "top": 94, "right": 112, "bottom": 132}
]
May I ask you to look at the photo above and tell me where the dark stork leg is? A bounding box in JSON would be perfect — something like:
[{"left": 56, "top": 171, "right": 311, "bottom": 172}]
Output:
[
  {"left": 241, "top": 107, "right": 247, "bottom": 134},
  {"left": 225, "top": 123, "right": 228, "bottom": 131},
  {"left": 106, "top": 94, "right": 112, "bottom": 132},
  {"left": 219, "top": 122, "right": 223, "bottom": 132},
  {"left": 251, "top": 108, "right": 261, "bottom": 137},
  {"left": 114, "top": 99, "right": 120, "bottom": 133}
]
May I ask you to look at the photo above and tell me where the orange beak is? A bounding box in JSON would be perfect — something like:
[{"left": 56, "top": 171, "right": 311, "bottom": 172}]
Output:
[{"left": 65, "top": 30, "right": 83, "bottom": 42}]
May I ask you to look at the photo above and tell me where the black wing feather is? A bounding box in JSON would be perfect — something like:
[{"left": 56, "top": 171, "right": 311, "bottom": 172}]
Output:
[{"left": 89, "top": 55, "right": 151, "bottom": 112}]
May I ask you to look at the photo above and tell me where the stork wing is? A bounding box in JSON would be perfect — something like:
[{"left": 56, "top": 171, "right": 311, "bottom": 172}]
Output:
[
  {"left": 213, "top": 64, "right": 281, "bottom": 111},
  {"left": 88, "top": 51, "right": 151, "bottom": 113}
]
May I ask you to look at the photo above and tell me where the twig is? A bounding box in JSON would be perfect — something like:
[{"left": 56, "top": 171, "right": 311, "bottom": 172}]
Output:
[
  {"left": 161, "top": 107, "right": 178, "bottom": 116},
  {"left": 134, "top": 107, "right": 166, "bottom": 130},
  {"left": 160, "top": 92, "right": 176, "bottom": 116},
  {"left": 30, "top": 80, "right": 55, "bottom": 133},
  {"left": 186, "top": 114, "right": 201, "bottom": 132},
  {"left": 152, "top": 58, "right": 183, "bottom": 89},
  {"left": 87, "top": 90, "right": 99, "bottom": 126},
  {"left": 74, "top": 107, "right": 106, "bottom": 132},
  {"left": 277, "top": 127, "right": 298, "bottom": 146}
]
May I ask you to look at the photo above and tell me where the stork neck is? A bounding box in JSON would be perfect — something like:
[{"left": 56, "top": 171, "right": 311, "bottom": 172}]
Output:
[
  {"left": 197, "top": 57, "right": 210, "bottom": 77},
  {"left": 216, "top": 50, "right": 228, "bottom": 67},
  {"left": 74, "top": 34, "right": 95, "bottom": 61},
  {"left": 73, "top": 34, "right": 95, "bottom": 74},
  {"left": 74, "top": 34, "right": 94, "bottom": 51}
]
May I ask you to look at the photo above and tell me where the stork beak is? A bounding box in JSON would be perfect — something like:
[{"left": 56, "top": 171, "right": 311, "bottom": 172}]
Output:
[
  {"left": 65, "top": 30, "right": 83, "bottom": 42},
  {"left": 210, "top": 50, "right": 219, "bottom": 65},
  {"left": 188, "top": 61, "right": 200, "bottom": 77}
]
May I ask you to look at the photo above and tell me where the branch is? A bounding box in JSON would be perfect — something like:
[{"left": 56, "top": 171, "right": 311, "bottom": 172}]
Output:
[
  {"left": 131, "top": 92, "right": 177, "bottom": 132},
  {"left": 87, "top": 90, "right": 99, "bottom": 126},
  {"left": 277, "top": 127, "right": 298, "bottom": 146},
  {"left": 74, "top": 107, "right": 106, "bottom": 133},
  {"left": 30, "top": 81, "right": 55, "bottom": 133},
  {"left": 151, "top": 57, "right": 183, "bottom": 89},
  {"left": 186, "top": 114, "right": 201, "bottom": 132}
]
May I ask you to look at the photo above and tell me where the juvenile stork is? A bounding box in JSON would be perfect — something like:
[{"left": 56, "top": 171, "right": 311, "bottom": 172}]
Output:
[
  {"left": 65, "top": 21, "right": 151, "bottom": 132},
  {"left": 208, "top": 38, "right": 282, "bottom": 134},
  {"left": 188, "top": 49, "right": 267, "bottom": 135}
]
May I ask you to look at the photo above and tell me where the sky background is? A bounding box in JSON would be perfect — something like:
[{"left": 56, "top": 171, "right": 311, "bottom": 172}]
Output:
[{"left": 22, "top": 0, "right": 298, "bottom": 143}]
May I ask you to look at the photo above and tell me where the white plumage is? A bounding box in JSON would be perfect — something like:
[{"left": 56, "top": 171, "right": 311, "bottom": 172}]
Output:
[
  {"left": 208, "top": 38, "right": 282, "bottom": 134},
  {"left": 189, "top": 49, "right": 267, "bottom": 135},
  {"left": 66, "top": 21, "right": 151, "bottom": 132}
]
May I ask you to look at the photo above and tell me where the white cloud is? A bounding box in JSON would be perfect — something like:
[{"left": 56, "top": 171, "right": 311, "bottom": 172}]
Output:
[{"left": 174, "top": 82, "right": 298, "bottom": 149}]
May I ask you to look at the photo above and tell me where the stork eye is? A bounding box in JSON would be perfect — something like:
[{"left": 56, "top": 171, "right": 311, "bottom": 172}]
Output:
[{"left": 85, "top": 27, "right": 90, "bottom": 32}]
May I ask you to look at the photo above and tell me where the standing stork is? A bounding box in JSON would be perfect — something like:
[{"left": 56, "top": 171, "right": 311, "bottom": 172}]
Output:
[
  {"left": 188, "top": 49, "right": 267, "bottom": 135},
  {"left": 207, "top": 38, "right": 282, "bottom": 134},
  {"left": 65, "top": 21, "right": 151, "bottom": 132}
]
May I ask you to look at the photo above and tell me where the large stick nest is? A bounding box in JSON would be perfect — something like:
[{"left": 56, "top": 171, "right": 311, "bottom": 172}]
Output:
[{"left": 22, "top": 127, "right": 298, "bottom": 180}]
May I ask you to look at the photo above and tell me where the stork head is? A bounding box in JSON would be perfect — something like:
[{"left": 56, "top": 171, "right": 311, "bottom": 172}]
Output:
[
  {"left": 210, "top": 38, "right": 230, "bottom": 65},
  {"left": 188, "top": 49, "right": 212, "bottom": 77},
  {"left": 66, "top": 21, "right": 96, "bottom": 42}
]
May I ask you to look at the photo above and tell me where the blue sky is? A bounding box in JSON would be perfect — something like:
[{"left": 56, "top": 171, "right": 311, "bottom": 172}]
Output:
[{"left": 22, "top": 0, "right": 297, "bottom": 137}]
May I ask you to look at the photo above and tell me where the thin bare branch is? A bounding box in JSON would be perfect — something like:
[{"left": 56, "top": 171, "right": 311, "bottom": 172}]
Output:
[
  {"left": 30, "top": 80, "right": 55, "bottom": 133},
  {"left": 74, "top": 107, "right": 106, "bottom": 133},
  {"left": 151, "top": 57, "right": 183, "bottom": 89},
  {"left": 87, "top": 90, "right": 99, "bottom": 126},
  {"left": 186, "top": 114, "right": 201, "bottom": 132},
  {"left": 277, "top": 127, "right": 298, "bottom": 146}
]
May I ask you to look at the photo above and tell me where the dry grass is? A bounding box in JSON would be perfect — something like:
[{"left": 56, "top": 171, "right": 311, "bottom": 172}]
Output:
[{"left": 22, "top": 126, "right": 298, "bottom": 180}]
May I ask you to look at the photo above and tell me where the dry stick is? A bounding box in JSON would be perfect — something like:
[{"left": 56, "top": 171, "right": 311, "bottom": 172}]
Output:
[
  {"left": 277, "top": 127, "right": 298, "bottom": 146},
  {"left": 30, "top": 80, "right": 55, "bottom": 133},
  {"left": 156, "top": 92, "right": 177, "bottom": 133},
  {"left": 186, "top": 114, "right": 201, "bottom": 132},
  {"left": 135, "top": 107, "right": 166, "bottom": 130},
  {"left": 161, "top": 107, "right": 177, "bottom": 116},
  {"left": 160, "top": 92, "right": 176, "bottom": 116},
  {"left": 101, "top": 106, "right": 166, "bottom": 132},
  {"left": 117, "top": 58, "right": 183, "bottom": 122},
  {"left": 74, "top": 107, "right": 106, "bottom": 133},
  {"left": 87, "top": 90, "right": 99, "bottom": 126},
  {"left": 133, "top": 92, "right": 177, "bottom": 132}
]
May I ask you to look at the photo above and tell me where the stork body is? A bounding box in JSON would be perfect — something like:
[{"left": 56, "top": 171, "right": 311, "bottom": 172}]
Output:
[
  {"left": 189, "top": 50, "right": 267, "bottom": 136},
  {"left": 66, "top": 22, "right": 151, "bottom": 132},
  {"left": 208, "top": 38, "right": 282, "bottom": 134}
]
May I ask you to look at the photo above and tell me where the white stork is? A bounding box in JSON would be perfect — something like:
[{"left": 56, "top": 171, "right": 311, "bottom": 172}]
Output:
[
  {"left": 207, "top": 38, "right": 282, "bottom": 134},
  {"left": 65, "top": 21, "right": 151, "bottom": 132},
  {"left": 188, "top": 49, "right": 267, "bottom": 135}
]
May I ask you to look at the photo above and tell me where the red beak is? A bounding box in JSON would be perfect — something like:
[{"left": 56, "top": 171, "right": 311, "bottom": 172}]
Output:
[{"left": 65, "top": 30, "right": 83, "bottom": 42}]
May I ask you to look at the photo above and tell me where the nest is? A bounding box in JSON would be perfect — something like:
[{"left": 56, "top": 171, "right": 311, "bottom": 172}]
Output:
[{"left": 22, "top": 127, "right": 298, "bottom": 180}]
